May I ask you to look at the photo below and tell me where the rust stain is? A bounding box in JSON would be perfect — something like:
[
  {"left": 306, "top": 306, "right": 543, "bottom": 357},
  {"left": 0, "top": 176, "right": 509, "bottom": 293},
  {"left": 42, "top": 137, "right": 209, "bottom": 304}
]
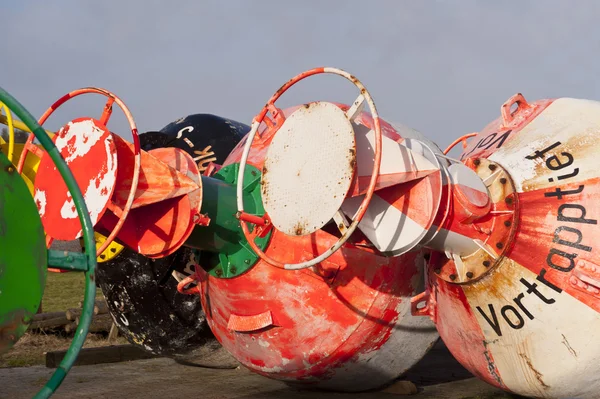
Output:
[
  {"left": 519, "top": 352, "right": 550, "bottom": 389},
  {"left": 561, "top": 334, "right": 577, "bottom": 358},
  {"left": 294, "top": 221, "right": 307, "bottom": 236},
  {"left": 482, "top": 340, "right": 503, "bottom": 386},
  {"left": 0, "top": 310, "right": 25, "bottom": 354},
  {"left": 348, "top": 148, "right": 356, "bottom": 170}
]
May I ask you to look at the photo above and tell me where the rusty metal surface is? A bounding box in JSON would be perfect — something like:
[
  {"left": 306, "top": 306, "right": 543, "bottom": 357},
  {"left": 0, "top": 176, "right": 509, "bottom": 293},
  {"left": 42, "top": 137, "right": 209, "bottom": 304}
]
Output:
[
  {"left": 192, "top": 103, "right": 438, "bottom": 391},
  {"left": 419, "top": 95, "right": 600, "bottom": 398},
  {"left": 429, "top": 159, "right": 518, "bottom": 284},
  {"left": 261, "top": 102, "right": 356, "bottom": 236}
]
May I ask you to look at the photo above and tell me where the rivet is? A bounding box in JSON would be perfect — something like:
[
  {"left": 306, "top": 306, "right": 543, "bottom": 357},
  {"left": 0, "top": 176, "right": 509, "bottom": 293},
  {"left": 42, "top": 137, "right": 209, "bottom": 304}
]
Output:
[
  {"left": 215, "top": 269, "right": 223, "bottom": 277},
  {"left": 434, "top": 268, "right": 441, "bottom": 274},
  {"left": 230, "top": 266, "right": 237, "bottom": 274},
  {"left": 449, "top": 274, "right": 457, "bottom": 281},
  {"left": 6, "top": 166, "right": 14, "bottom": 173},
  {"left": 473, "top": 159, "right": 481, "bottom": 166},
  {"left": 505, "top": 196, "right": 514, "bottom": 205},
  {"left": 466, "top": 272, "right": 474, "bottom": 279},
  {"left": 244, "top": 259, "right": 250, "bottom": 264},
  {"left": 483, "top": 260, "right": 491, "bottom": 267},
  {"left": 496, "top": 242, "right": 504, "bottom": 249},
  {"left": 423, "top": 253, "right": 431, "bottom": 261},
  {"left": 488, "top": 164, "right": 497, "bottom": 171},
  {"left": 504, "top": 220, "right": 511, "bottom": 227},
  {"left": 499, "top": 177, "right": 507, "bottom": 184}
]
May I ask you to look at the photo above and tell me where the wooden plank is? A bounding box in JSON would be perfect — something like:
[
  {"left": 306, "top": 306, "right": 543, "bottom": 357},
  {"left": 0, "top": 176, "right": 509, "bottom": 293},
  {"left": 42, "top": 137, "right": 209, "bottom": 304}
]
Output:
[
  {"left": 65, "top": 308, "right": 81, "bottom": 321},
  {"left": 75, "top": 313, "right": 113, "bottom": 333},
  {"left": 108, "top": 323, "right": 119, "bottom": 343},
  {"left": 64, "top": 322, "right": 77, "bottom": 334},
  {"left": 45, "top": 345, "right": 161, "bottom": 368},
  {"left": 32, "top": 312, "right": 65, "bottom": 322},
  {"left": 94, "top": 300, "right": 109, "bottom": 315},
  {"left": 29, "top": 316, "right": 69, "bottom": 330}
]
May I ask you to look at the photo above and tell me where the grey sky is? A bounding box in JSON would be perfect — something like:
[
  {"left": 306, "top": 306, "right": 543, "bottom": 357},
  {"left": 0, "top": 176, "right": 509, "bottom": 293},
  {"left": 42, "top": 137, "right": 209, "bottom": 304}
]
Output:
[{"left": 2, "top": 1, "right": 599, "bottom": 149}]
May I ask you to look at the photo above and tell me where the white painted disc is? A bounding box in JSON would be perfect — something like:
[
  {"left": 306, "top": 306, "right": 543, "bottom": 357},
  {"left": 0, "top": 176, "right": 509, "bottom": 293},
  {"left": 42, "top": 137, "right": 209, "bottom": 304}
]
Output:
[{"left": 262, "top": 102, "right": 356, "bottom": 236}]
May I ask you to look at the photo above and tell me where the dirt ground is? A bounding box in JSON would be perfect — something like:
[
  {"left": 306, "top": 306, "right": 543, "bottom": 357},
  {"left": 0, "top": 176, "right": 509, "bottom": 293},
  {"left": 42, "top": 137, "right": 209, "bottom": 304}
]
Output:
[
  {"left": 0, "top": 333, "right": 130, "bottom": 368},
  {"left": 0, "top": 341, "right": 519, "bottom": 399}
]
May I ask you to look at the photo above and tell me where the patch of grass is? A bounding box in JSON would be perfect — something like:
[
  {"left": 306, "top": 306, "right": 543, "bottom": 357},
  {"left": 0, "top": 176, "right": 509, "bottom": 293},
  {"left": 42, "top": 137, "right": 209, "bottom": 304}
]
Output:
[
  {"left": 41, "top": 272, "right": 102, "bottom": 312},
  {"left": 2, "top": 266, "right": 123, "bottom": 368}
]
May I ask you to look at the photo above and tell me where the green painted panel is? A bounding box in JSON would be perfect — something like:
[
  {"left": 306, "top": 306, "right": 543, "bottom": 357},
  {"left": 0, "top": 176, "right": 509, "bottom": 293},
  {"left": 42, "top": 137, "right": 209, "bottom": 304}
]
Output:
[{"left": 0, "top": 151, "right": 47, "bottom": 354}]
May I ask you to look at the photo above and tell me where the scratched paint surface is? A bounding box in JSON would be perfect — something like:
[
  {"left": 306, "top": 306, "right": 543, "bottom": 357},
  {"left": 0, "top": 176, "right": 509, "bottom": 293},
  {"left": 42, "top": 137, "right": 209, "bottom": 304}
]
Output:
[
  {"left": 198, "top": 105, "right": 438, "bottom": 391},
  {"left": 199, "top": 230, "right": 436, "bottom": 390},
  {"left": 429, "top": 97, "right": 600, "bottom": 398},
  {"left": 34, "top": 118, "right": 117, "bottom": 240},
  {"left": 0, "top": 151, "right": 47, "bottom": 355},
  {"left": 463, "top": 257, "right": 600, "bottom": 398}
]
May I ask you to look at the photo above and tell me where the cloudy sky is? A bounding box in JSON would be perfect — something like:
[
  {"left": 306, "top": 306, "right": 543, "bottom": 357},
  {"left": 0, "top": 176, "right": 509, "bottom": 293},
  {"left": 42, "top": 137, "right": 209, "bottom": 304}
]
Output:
[{"left": 2, "top": 1, "right": 599, "bottom": 149}]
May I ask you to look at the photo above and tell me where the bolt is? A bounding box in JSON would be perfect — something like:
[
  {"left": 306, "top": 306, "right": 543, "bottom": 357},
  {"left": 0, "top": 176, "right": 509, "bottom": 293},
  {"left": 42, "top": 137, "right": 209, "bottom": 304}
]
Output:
[
  {"left": 6, "top": 166, "right": 14, "bottom": 173},
  {"left": 496, "top": 242, "right": 504, "bottom": 249},
  {"left": 434, "top": 268, "right": 441, "bottom": 274},
  {"left": 215, "top": 269, "right": 223, "bottom": 277},
  {"left": 488, "top": 164, "right": 497, "bottom": 171},
  {"left": 505, "top": 196, "right": 514, "bottom": 206},
  {"left": 499, "top": 177, "right": 507, "bottom": 184},
  {"left": 466, "top": 272, "right": 474, "bottom": 279},
  {"left": 244, "top": 259, "right": 250, "bottom": 264},
  {"left": 449, "top": 274, "right": 457, "bottom": 281},
  {"left": 504, "top": 220, "right": 511, "bottom": 227},
  {"left": 473, "top": 159, "right": 481, "bottom": 166},
  {"left": 230, "top": 266, "right": 237, "bottom": 274},
  {"left": 483, "top": 260, "right": 491, "bottom": 267}
]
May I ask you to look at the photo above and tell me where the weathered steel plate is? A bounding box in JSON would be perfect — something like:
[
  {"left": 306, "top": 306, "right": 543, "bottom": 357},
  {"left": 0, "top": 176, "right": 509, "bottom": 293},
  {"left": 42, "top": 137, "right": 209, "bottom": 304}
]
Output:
[
  {"left": 262, "top": 102, "right": 356, "bottom": 236},
  {"left": 34, "top": 118, "right": 117, "bottom": 240},
  {"left": 0, "top": 151, "right": 47, "bottom": 355}
]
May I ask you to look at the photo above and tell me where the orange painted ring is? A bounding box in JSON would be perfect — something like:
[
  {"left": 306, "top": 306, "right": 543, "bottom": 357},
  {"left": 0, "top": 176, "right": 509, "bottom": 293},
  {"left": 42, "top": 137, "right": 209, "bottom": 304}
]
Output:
[
  {"left": 18, "top": 87, "right": 141, "bottom": 257},
  {"left": 237, "top": 67, "right": 383, "bottom": 270}
]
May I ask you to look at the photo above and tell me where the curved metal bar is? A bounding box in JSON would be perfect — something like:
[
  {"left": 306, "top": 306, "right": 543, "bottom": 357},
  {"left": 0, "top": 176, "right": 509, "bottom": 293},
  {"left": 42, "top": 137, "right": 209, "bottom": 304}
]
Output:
[
  {"left": 0, "top": 87, "right": 97, "bottom": 399},
  {"left": 443, "top": 132, "right": 478, "bottom": 155},
  {"left": 0, "top": 101, "right": 15, "bottom": 161}
]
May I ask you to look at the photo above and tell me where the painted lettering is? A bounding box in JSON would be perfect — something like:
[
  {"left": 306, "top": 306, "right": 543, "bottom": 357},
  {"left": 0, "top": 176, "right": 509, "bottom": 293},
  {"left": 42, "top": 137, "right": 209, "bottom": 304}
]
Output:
[
  {"left": 476, "top": 278, "right": 556, "bottom": 337},
  {"left": 557, "top": 204, "right": 597, "bottom": 225},
  {"left": 525, "top": 141, "right": 561, "bottom": 160},
  {"left": 553, "top": 226, "right": 592, "bottom": 252},
  {"left": 546, "top": 248, "right": 577, "bottom": 272},
  {"left": 544, "top": 185, "right": 584, "bottom": 199},
  {"left": 546, "top": 152, "right": 574, "bottom": 170},
  {"left": 461, "top": 130, "right": 512, "bottom": 160}
]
